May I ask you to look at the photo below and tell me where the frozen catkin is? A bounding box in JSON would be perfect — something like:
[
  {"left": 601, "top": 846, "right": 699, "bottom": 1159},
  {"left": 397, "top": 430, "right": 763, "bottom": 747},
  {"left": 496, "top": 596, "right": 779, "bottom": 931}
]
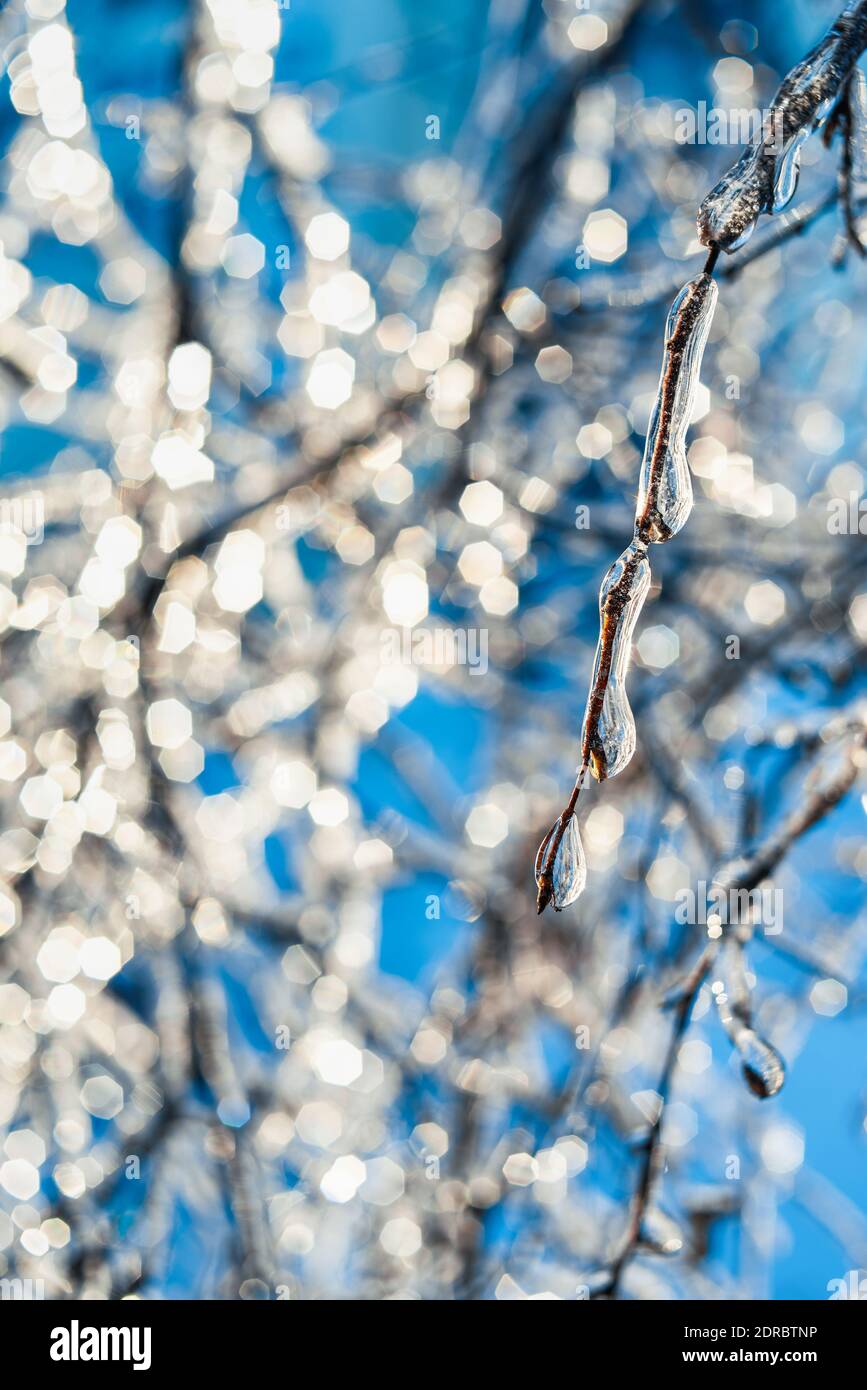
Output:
[
  {"left": 535, "top": 272, "right": 717, "bottom": 912},
  {"left": 697, "top": 0, "right": 867, "bottom": 252}
]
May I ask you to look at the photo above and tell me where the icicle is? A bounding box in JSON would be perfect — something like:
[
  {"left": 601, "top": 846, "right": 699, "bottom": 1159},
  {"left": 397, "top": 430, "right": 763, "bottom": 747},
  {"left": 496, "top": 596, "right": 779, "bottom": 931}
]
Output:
[
  {"left": 635, "top": 273, "right": 718, "bottom": 544},
  {"left": 581, "top": 540, "right": 650, "bottom": 781},
  {"left": 737, "top": 1030, "right": 786, "bottom": 1099},
  {"left": 534, "top": 813, "right": 586, "bottom": 911},
  {"left": 771, "top": 130, "right": 807, "bottom": 211},
  {"left": 771, "top": 92, "right": 836, "bottom": 212}
]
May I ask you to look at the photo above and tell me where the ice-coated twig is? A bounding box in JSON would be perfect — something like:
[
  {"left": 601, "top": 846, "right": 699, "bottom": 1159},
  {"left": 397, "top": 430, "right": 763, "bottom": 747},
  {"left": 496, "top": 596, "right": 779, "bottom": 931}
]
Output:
[
  {"left": 714, "top": 937, "right": 786, "bottom": 1099},
  {"left": 581, "top": 539, "right": 651, "bottom": 780},
  {"left": 536, "top": 7, "right": 867, "bottom": 916},
  {"left": 662, "top": 721, "right": 867, "bottom": 1061},
  {"left": 591, "top": 725, "right": 867, "bottom": 1297},
  {"left": 828, "top": 68, "right": 867, "bottom": 261},
  {"left": 535, "top": 263, "right": 718, "bottom": 914},
  {"left": 634, "top": 273, "right": 718, "bottom": 544},
  {"left": 697, "top": 0, "right": 867, "bottom": 252},
  {"left": 717, "top": 721, "right": 867, "bottom": 893},
  {"left": 594, "top": 963, "right": 700, "bottom": 1298}
]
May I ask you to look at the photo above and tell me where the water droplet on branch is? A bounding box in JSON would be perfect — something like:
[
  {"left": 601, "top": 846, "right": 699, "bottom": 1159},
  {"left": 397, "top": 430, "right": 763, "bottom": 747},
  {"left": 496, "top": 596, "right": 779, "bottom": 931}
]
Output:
[
  {"left": 535, "top": 812, "right": 586, "bottom": 912},
  {"left": 635, "top": 273, "right": 717, "bottom": 544},
  {"left": 582, "top": 540, "right": 650, "bottom": 781}
]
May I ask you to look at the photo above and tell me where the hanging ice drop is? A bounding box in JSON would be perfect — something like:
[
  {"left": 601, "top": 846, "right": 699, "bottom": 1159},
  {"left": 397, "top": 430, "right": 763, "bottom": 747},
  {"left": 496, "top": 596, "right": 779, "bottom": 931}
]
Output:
[
  {"left": 534, "top": 813, "right": 586, "bottom": 911},
  {"left": 771, "top": 129, "right": 807, "bottom": 211},
  {"left": 771, "top": 86, "right": 836, "bottom": 213},
  {"left": 737, "top": 1029, "right": 786, "bottom": 1099},
  {"left": 581, "top": 540, "right": 650, "bottom": 782},
  {"left": 635, "top": 273, "right": 717, "bottom": 544}
]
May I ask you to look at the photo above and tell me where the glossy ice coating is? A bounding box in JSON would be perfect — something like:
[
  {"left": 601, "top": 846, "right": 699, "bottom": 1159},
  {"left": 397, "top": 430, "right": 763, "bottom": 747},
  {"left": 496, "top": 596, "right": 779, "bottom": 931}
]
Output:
[
  {"left": 582, "top": 540, "right": 651, "bottom": 781},
  {"left": 636, "top": 274, "right": 718, "bottom": 544},
  {"left": 534, "top": 814, "right": 586, "bottom": 910}
]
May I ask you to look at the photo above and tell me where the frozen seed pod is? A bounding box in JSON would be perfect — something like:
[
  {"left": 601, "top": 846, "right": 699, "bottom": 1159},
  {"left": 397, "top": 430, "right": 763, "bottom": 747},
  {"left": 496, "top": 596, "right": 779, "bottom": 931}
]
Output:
[
  {"left": 535, "top": 813, "right": 586, "bottom": 912},
  {"left": 635, "top": 273, "right": 718, "bottom": 544},
  {"left": 581, "top": 540, "right": 650, "bottom": 782}
]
